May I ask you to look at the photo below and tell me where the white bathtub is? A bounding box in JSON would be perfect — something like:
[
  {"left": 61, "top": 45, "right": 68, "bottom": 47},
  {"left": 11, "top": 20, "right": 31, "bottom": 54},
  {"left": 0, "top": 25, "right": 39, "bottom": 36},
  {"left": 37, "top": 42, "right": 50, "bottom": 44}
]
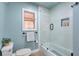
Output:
[
  {"left": 40, "top": 46, "right": 57, "bottom": 56},
  {"left": 40, "top": 44, "right": 73, "bottom": 56}
]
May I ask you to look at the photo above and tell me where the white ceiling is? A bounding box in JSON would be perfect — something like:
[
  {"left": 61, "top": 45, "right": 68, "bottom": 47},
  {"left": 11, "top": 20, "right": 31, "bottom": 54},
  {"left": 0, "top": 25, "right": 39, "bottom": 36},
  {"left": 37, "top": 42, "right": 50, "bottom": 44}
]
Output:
[{"left": 33, "top": 2, "right": 60, "bottom": 9}]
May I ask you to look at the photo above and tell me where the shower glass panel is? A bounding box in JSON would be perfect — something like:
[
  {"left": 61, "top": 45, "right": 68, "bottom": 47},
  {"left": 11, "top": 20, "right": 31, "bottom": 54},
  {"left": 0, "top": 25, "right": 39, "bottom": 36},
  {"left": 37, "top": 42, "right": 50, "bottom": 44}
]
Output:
[
  {"left": 39, "top": 6, "right": 50, "bottom": 49},
  {"left": 39, "top": 2, "right": 73, "bottom": 56}
]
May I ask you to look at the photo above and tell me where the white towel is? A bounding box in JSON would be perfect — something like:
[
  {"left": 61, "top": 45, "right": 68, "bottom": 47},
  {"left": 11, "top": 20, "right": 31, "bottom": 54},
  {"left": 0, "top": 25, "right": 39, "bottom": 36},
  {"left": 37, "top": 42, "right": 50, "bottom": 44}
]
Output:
[{"left": 27, "top": 32, "right": 35, "bottom": 41}]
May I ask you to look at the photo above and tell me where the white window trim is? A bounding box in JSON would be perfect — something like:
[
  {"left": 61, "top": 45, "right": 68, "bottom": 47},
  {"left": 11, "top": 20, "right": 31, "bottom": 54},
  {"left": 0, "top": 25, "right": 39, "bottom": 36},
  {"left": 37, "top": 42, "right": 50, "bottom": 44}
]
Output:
[{"left": 22, "top": 8, "right": 37, "bottom": 32}]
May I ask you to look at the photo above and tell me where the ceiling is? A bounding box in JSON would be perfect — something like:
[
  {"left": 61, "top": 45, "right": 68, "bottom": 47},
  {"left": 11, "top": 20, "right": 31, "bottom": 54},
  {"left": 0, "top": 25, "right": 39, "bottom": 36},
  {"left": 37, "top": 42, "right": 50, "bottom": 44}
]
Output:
[{"left": 33, "top": 2, "right": 60, "bottom": 9}]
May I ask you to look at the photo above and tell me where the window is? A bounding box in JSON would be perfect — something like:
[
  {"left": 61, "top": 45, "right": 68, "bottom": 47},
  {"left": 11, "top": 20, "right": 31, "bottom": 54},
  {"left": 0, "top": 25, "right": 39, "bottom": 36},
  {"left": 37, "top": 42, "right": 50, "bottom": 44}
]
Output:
[{"left": 22, "top": 9, "right": 36, "bottom": 31}]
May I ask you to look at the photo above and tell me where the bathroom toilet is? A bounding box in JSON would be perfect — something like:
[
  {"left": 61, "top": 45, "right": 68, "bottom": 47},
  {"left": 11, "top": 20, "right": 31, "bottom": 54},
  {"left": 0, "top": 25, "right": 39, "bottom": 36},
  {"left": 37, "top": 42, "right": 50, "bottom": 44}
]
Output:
[{"left": 12, "top": 48, "right": 31, "bottom": 56}]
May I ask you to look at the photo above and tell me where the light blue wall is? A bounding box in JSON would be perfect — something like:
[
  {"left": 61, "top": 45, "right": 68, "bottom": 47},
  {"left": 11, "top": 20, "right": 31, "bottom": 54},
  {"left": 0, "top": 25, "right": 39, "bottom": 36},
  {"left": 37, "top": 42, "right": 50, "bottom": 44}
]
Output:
[
  {"left": 0, "top": 3, "right": 6, "bottom": 47},
  {"left": 50, "top": 3, "right": 73, "bottom": 55},
  {"left": 4, "top": 2, "right": 38, "bottom": 51}
]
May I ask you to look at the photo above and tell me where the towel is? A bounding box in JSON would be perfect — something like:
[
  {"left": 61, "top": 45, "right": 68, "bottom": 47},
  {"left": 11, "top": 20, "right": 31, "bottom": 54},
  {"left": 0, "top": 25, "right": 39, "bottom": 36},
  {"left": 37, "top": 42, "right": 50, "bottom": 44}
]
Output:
[{"left": 27, "top": 32, "right": 35, "bottom": 41}]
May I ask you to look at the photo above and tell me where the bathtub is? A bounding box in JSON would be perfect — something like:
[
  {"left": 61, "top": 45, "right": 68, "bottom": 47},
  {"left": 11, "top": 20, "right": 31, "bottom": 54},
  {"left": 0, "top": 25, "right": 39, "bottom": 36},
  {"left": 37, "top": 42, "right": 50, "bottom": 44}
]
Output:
[
  {"left": 30, "top": 46, "right": 56, "bottom": 56},
  {"left": 40, "top": 44, "right": 73, "bottom": 56},
  {"left": 40, "top": 46, "right": 57, "bottom": 56}
]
